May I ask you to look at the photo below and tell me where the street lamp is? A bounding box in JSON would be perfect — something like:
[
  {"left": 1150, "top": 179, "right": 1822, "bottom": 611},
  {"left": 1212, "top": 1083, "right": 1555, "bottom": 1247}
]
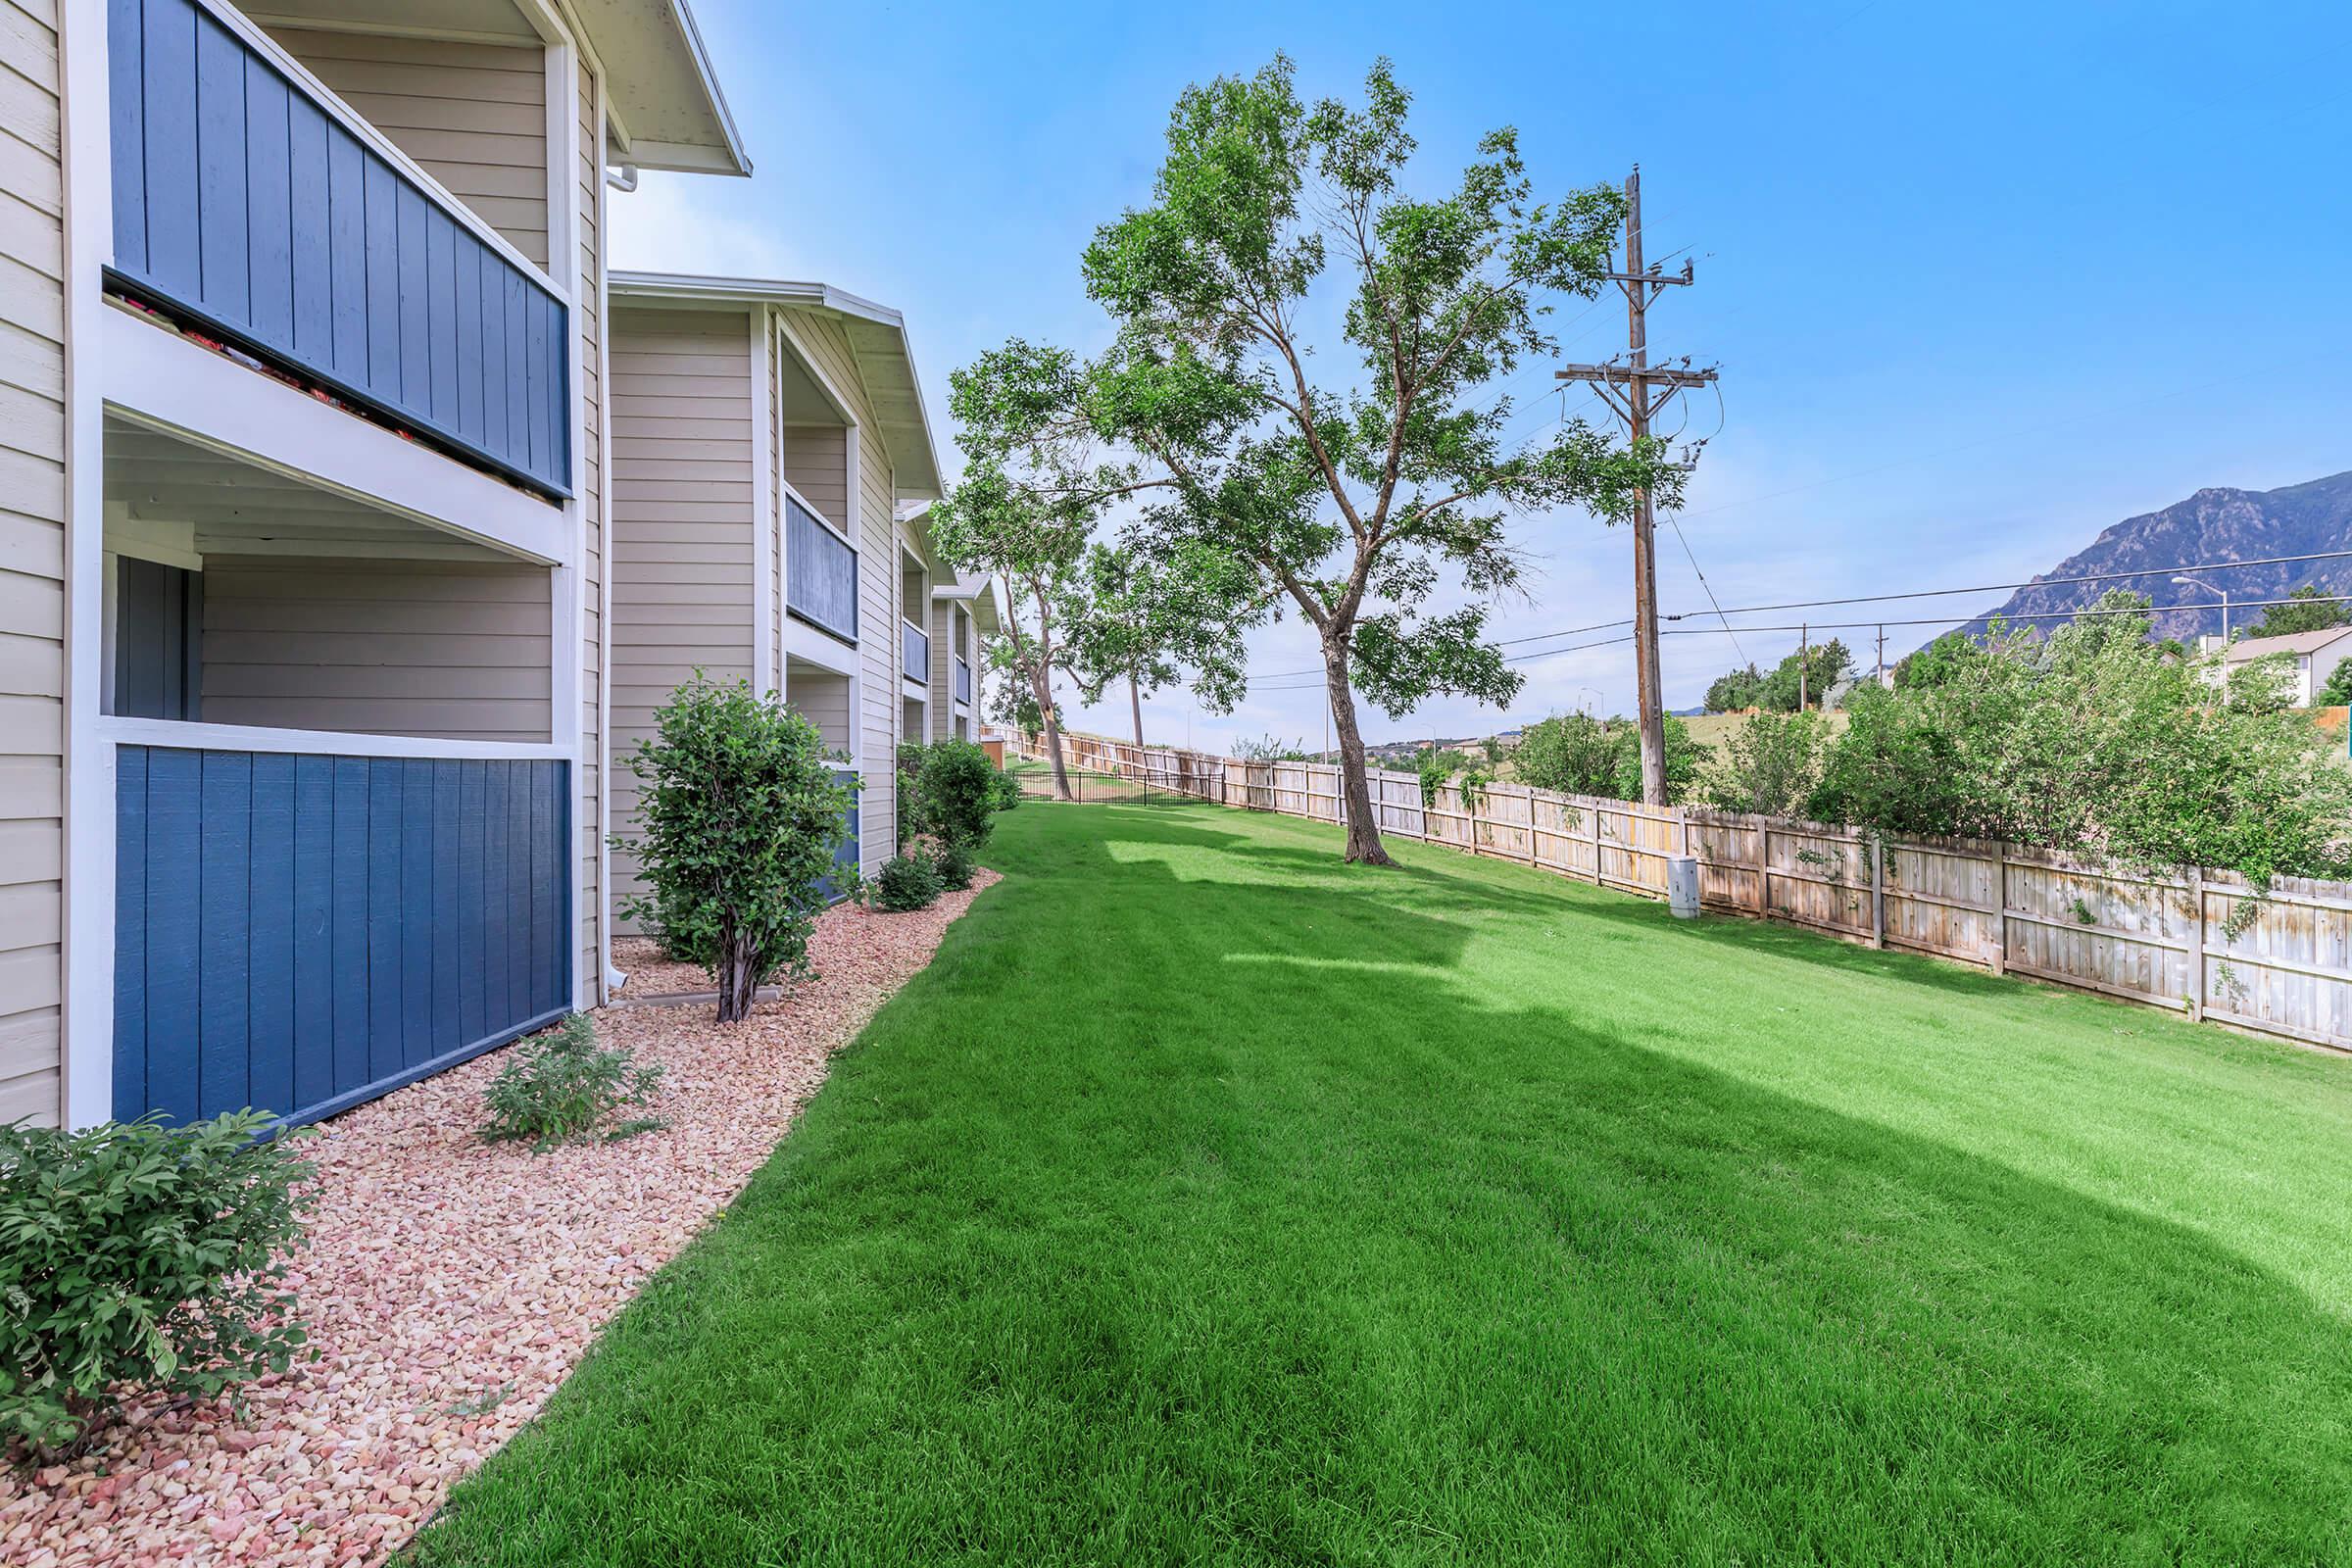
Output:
[{"left": 2172, "top": 574, "right": 2230, "bottom": 641}]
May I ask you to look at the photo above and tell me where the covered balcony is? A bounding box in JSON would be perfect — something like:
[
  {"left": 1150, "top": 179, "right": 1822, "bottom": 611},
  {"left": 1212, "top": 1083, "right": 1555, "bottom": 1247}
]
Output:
[
  {"left": 104, "top": 0, "right": 571, "bottom": 498},
  {"left": 101, "top": 413, "right": 572, "bottom": 1131},
  {"left": 782, "top": 654, "right": 863, "bottom": 893}
]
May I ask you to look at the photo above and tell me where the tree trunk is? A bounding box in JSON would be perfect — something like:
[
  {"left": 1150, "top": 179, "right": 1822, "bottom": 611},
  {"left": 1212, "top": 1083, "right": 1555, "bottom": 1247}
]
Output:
[
  {"left": 1027, "top": 581, "right": 1074, "bottom": 801},
  {"left": 715, "top": 929, "right": 760, "bottom": 1024},
  {"left": 1037, "top": 676, "right": 1072, "bottom": 801},
  {"left": 1324, "top": 639, "right": 1393, "bottom": 865},
  {"left": 1129, "top": 665, "right": 1146, "bottom": 749}
]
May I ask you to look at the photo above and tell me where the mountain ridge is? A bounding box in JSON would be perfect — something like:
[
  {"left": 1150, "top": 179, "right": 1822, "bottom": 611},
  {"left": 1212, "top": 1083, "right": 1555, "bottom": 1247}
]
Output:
[{"left": 1956, "top": 469, "right": 2352, "bottom": 644}]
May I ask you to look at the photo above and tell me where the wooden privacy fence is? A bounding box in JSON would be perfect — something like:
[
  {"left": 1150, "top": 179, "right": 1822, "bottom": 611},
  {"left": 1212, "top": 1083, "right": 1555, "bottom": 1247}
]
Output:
[{"left": 1013, "top": 729, "right": 2352, "bottom": 1055}]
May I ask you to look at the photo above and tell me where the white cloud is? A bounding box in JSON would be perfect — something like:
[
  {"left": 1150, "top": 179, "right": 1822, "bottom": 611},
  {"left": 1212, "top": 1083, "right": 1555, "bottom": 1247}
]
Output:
[{"left": 609, "top": 173, "right": 804, "bottom": 278}]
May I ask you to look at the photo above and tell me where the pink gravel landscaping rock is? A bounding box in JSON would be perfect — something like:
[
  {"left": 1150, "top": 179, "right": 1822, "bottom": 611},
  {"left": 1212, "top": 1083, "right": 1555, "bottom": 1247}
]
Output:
[{"left": 1, "top": 874, "right": 996, "bottom": 1568}]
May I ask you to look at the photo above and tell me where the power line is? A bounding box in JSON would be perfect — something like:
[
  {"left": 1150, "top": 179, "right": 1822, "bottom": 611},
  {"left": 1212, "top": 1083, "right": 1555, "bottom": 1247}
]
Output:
[
  {"left": 1656, "top": 591, "right": 2352, "bottom": 638},
  {"left": 1675, "top": 545, "right": 2352, "bottom": 622},
  {"left": 1239, "top": 543, "right": 2352, "bottom": 682},
  {"left": 1666, "top": 514, "right": 1746, "bottom": 663},
  {"left": 1248, "top": 588, "right": 2352, "bottom": 694}
]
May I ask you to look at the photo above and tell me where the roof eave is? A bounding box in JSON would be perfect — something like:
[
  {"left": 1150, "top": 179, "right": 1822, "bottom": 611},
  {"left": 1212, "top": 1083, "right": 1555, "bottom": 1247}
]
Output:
[{"left": 609, "top": 271, "right": 945, "bottom": 501}]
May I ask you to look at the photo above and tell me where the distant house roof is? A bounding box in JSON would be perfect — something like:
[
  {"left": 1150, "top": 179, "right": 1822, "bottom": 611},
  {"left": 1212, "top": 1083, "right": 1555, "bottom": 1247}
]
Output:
[{"left": 2222, "top": 627, "right": 2352, "bottom": 661}]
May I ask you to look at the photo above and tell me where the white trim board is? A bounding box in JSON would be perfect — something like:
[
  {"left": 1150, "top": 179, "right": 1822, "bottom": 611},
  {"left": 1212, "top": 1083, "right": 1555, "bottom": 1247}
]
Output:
[
  {"left": 93, "top": 716, "right": 570, "bottom": 761},
  {"left": 781, "top": 617, "right": 858, "bottom": 675},
  {"left": 100, "top": 309, "right": 568, "bottom": 566}
]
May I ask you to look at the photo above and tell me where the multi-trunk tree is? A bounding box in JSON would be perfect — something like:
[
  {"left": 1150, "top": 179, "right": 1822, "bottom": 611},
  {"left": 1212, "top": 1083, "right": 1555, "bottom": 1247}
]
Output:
[
  {"left": 1063, "top": 543, "right": 1252, "bottom": 747},
  {"left": 944, "top": 56, "right": 1679, "bottom": 862}
]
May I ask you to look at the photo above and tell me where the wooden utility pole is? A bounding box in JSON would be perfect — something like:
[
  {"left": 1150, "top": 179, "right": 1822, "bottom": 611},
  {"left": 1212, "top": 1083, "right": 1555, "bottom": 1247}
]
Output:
[
  {"left": 1875, "top": 624, "right": 1886, "bottom": 689},
  {"left": 1799, "top": 622, "right": 1809, "bottom": 711},
  {"left": 1557, "top": 167, "right": 1717, "bottom": 805}
]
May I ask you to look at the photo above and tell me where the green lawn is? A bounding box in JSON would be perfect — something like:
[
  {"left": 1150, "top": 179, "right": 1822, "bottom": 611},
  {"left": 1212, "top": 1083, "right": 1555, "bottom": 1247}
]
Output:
[{"left": 416, "top": 802, "right": 2352, "bottom": 1566}]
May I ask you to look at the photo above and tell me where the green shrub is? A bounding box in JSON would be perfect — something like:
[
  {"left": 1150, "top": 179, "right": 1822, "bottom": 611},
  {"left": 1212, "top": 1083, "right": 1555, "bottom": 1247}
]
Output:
[
  {"left": 0, "top": 1110, "right": 316, "bottom": 1454},
  {"left": 875, "top": 853, "right": 944, "bottom": 912},
  {"left": 1515, "top": 712, "right": 1699, "bottom": 803},
  {"left": 929, "top": 837, "right": 976, "bottom": 891},
  {"left": 480, "top": 1013, "right": 663, "bottom": 1152},
  {"left": 612, "top": 674, "right": 855, "bottom": 1022},
  {"left": 1699, "top": 710, "right": 1832, "bottom": 817},
  {"left": 903, "top": 738, "right": 1005, "bottom": 850},
  {"left": 1809, "top": 593, "right": 2352, "bottom": 885},
  {"left": 987, "top": 766, "right": 1024, "bottom": 812}
]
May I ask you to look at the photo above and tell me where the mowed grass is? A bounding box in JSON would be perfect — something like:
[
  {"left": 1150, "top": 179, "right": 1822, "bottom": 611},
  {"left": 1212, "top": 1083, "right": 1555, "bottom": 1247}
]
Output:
[{"left": 416, "top": 802, "right": 2352, "bottom": 1566}]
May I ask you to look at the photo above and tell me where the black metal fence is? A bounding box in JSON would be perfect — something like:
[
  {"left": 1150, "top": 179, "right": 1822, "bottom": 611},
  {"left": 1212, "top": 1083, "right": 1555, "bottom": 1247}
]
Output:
[{"left": 1006, "top": 760, "right": 1224, "bottom": 806}]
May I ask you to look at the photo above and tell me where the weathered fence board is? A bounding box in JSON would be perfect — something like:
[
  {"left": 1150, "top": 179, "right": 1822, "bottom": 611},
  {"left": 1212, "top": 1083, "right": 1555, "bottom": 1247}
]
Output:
[{"left": 1012, "top": 730, "right": 2352, "bottom": 1054}]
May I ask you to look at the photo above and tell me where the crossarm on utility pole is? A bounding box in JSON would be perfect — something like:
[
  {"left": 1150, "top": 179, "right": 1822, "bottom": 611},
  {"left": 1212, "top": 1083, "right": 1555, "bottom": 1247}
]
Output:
[{"left": 1548, "top": 168, "right": 1720, "bottom": 808}]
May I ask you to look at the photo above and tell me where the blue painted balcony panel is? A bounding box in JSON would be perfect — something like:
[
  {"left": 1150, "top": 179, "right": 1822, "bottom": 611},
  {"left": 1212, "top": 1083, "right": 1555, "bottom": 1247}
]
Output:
[
  {"left": 786, "top": 496, "right": 858, "bottom": 644},
  {"left": 903, "top": 620, "right": 929, "bottom": 685},
  {"left": 114, "top": 747, "right": 572, "bottom": 1129},
  {"left": 106, "top": 0, "right": 570, "bottom": 498},
  {"left": 818, "top": 769, "right": 860, "bottom": 904}
]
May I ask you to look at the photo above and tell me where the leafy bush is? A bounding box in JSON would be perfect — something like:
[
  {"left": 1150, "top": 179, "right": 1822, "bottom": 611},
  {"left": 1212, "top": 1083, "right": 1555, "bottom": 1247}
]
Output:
[
  {"left": 1811, "top": 595, "right": 2352, "bottom": 885},
  {"left": 987, "top": 766, "right": 1024, "bottom": 812},
  {"left": 1, "top": 1110, "right": 316, "bottom": 1454},
  {"left": 929, "top": 837, "right": 976, "bottom": 891},
  {"left": 2319, "top": 659, "right": 2352, "bottom": 708},
  {"left": 480, "top": 1013, "right": 663, "bottom": 1152},
  {"left": 903, "top": 738, "right": 1004, "bottom": 850},
  {"left": 1235, "top": 734, "right": 1312, "bottom": 762},
  {"left": 875, "top": 853, "right": 944, "bottom": 911},
  {"left": 1411, "top": 745, "right": 1482, "bottom": 805},
  {"left": 1516, "top": 712, "right": 1698, "bottom": 803},
  {"left": 613, "top": 674, "right": 855, "bottom": 1022},
  {"left": 1699, "top": 710, "right": 1832, "bottom": 817}
]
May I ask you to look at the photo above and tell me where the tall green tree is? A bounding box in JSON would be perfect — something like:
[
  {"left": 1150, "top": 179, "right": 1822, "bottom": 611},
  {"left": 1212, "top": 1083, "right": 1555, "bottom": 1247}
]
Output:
[
  {"left": 1892, "top": 630, "right": 1982, "bottom": 690},
  {"left": 1703, "top": 662, "right": 1766, "bottom": 712},
  {"left": 929, "top": 440, "right": 1094, "bottom": 801},
  {"left": 2243, "top": 583, "right": 2349, "bottom": 640},
  {"left": 946, "top": 58, "right": 1676, "bottom": 863},
  {"left": 1761, "top": 638, "right": 1852, "bottom": 711},
  {"left": 1062, "top": 542, "right": 1250, "bottom": 747}
]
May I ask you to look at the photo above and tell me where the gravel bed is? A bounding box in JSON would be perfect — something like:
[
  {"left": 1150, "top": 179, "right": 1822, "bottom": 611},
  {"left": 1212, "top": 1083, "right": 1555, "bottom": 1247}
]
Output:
[{"left": 0, "top": 874, "right": 996, "bottom": 1568}]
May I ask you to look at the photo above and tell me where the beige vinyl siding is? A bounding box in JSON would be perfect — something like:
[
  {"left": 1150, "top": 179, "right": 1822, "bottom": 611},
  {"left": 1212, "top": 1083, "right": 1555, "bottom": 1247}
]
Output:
[
  {"left": 781, "top": 424, "right": 848, "bottom": 531},
  {"left": 608, "top": 305, "right": 755, "bottom": 927},
  {"left": 0, "top": 0, "right": 63, "bottom": 1125},
  {"left": 263, "top": 26, "right": 550, "bottom": 268},
  {"left": 574, "top": 62, "right": 604, "bottom": 998},
  {"left": 780, "top": 312, "right": 900, "bottom": 872},
  {"left": 787, "top": 666, "right": 852, "bottom": 751},
  {"left": 930, "top": 598, "right": 955, "bottom": 709},
  {"left": 199, "top": 559, "right": 552, "bottom": 740}
]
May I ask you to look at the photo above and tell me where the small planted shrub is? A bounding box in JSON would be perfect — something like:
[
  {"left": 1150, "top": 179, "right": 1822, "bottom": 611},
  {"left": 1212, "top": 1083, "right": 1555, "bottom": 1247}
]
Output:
[
  {"left": 987, "top": 766, "right": 1023, "bottom": 813},
  {"left": 905, "top": 738, "right": 1007, "bottom": 850},
  {"left": 613, "top": 674, "right": 856, "bottom": 1022},
  {"left": 480, "top": 1013, "right": 664, "bottom": 1152},
  {"left": 929, "top": 837, "right": 976, "bottom": 891},
  {"left": 875, "top": 852, "right": 944, "bottom": 912},
  {"left": 0, "top": 1110, "right": 316, "bottom": 1455}
]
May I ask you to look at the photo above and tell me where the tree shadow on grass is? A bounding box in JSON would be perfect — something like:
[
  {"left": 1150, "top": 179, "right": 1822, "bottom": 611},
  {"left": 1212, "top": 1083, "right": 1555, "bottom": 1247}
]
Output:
[{"left": 417, "top": 808, "right": 2352, "bottom": 1568}]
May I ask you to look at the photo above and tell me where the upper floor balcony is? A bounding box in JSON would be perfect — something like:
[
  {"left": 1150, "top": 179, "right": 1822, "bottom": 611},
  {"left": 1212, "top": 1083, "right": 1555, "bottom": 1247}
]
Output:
[
  {"left": 105, "top": 0, "right": 571, "bottom": 499},
  {"left": 785, "top": 492, "right": 858, "bottom": 645},
  {"left": 903, "top": 619, "right": 929, "bottom": 686}
]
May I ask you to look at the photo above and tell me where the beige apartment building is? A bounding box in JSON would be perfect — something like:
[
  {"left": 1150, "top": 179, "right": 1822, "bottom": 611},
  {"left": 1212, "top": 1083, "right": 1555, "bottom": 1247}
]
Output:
[{"left": 0, "top": 0, "right": 973, "bottom": 1132}]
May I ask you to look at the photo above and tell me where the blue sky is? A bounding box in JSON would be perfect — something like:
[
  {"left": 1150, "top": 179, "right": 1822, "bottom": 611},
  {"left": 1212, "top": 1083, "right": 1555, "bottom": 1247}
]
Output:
[{"left": 613, "top": 0, "right": 2351, "bottom": 752}]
